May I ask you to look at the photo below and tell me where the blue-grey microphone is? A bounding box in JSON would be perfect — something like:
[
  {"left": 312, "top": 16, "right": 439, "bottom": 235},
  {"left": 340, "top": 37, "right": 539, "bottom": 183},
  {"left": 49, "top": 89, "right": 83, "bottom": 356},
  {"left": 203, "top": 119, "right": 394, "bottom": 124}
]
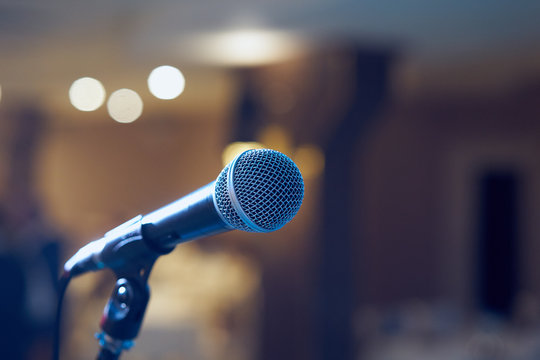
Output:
[{"left": 64, "top": 149, "right": 304, "bottom": 277}]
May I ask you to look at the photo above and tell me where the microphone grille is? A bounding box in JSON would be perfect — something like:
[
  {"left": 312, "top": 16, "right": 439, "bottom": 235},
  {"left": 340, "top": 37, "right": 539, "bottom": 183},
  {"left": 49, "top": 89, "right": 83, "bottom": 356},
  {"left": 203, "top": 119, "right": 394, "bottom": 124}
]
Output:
[{"left": 214, "top": 149, "right": 304, "bottom": 232}]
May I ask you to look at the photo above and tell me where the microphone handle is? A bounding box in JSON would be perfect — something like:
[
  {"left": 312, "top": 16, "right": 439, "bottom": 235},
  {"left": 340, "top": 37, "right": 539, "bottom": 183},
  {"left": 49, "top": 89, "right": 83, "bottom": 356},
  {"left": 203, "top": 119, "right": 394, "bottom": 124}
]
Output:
[
  {"left": 65, "top": 182, "right": 230, "bottom": 277},
  {"left": 141, "top": 181, "right": 231, "bottom": 250}
]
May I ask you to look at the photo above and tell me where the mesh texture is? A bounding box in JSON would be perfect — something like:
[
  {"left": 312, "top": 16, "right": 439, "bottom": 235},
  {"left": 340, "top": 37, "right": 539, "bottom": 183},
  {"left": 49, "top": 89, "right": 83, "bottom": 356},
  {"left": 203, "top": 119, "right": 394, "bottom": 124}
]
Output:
[{"left": 214, "top": 149, "right": 304, "bottom": 232}]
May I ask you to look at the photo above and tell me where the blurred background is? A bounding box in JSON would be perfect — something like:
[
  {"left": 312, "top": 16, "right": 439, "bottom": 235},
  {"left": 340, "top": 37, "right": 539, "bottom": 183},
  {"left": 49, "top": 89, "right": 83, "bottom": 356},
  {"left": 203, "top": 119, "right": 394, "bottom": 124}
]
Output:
[{"left": 1, "top": 0, "right": 540, "bottom": 359}]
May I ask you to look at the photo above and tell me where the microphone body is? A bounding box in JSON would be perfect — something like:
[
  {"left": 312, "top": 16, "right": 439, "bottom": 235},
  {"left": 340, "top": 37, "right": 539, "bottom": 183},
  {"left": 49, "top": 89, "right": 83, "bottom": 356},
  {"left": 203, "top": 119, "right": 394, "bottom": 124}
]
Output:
[
  {"left": 64, "top": 182, "right": 227, "bottom": 277},
  {"left": 143, "top": 182, "right": 231, "bottom": 248},
  {"left": 64, "top": 149, "right": 304, "bottom": 277}
]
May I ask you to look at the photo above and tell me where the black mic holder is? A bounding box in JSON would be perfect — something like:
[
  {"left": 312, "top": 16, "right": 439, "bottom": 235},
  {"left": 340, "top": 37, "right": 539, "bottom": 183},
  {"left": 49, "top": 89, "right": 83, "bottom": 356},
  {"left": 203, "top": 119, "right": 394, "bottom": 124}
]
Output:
[
  {"left": 96, "top": 274, "right": 151, "bottom": 360},
  {"left": 93, "top": 217, "right": 171, "bottom": 360}
]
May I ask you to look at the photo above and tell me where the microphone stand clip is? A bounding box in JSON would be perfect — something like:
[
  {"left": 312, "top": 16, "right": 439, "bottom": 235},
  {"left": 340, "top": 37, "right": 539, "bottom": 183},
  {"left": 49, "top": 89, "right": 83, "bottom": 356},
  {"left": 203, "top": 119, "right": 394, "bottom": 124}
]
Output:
[{"left": 93, "top": 216, "right": 169, "bottom": 360}]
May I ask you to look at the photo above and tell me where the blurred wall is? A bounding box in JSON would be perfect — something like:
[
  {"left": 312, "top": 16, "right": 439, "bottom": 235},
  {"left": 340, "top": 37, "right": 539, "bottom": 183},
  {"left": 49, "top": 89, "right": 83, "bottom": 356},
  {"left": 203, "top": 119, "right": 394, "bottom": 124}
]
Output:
[{"left": 1, "top": 34, "right": 540, "bottom": 360}]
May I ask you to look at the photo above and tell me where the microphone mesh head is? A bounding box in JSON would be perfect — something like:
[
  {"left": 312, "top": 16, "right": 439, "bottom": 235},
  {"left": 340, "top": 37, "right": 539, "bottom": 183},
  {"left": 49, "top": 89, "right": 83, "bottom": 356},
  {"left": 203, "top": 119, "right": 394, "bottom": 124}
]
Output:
[{"left": 214, "top": 149, "right": 304, "bottom": 232}]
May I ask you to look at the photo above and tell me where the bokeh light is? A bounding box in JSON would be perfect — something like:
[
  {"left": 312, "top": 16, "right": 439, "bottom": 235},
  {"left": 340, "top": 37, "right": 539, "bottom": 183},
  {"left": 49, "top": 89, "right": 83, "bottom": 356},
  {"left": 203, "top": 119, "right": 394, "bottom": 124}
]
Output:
[
  {"left": 69, "top": 77, "right": 106, "bottom": 111},
  {"left": 192, "top": 29, "right": 304, "bottom": 67},
  {"left": 107, "top": 89, "right": 143, "bottom": 123},
  {"left": 257, "top": 124, "right": 293, "bottom": 156},
  {"left": 222, "top": 142, "right": 264, "bottom": 166},
  {"left": 148, "top": 65, "right": 185, "bottom": 100},
  {"left": 294, "top": 144, "right": 325, "bottom": 179}
]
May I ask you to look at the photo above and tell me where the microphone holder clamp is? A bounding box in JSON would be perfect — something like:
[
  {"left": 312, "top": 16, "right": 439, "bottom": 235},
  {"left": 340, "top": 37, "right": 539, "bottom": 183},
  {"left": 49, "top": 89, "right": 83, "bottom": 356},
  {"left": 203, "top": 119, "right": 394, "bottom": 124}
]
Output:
[
  {"left": 95, "top": 263, "right": 154, "bottom": 359},
  {"left": 90, "top": 214, "right": 175, "bottom": 360}
]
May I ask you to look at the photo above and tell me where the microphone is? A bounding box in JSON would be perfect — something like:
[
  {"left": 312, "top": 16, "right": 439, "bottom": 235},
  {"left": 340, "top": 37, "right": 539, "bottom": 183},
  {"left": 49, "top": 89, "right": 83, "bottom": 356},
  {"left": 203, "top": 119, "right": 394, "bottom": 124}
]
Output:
[{"left": 64, "top": 149, "right": 304, "bottom": 277}]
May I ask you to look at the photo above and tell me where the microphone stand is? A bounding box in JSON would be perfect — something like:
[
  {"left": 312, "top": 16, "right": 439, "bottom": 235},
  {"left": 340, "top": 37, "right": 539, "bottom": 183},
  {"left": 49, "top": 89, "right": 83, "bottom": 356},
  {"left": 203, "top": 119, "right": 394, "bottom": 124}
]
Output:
[{"left": 95, "top": 259, "right": 155, "bottom": 359}]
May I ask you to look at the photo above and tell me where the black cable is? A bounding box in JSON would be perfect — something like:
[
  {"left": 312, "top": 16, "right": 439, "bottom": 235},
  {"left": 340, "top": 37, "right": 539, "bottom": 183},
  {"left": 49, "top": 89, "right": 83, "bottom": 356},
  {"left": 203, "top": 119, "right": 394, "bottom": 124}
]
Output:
[{"left": 53, "top": 271, "right": 72, "bottom": 360}]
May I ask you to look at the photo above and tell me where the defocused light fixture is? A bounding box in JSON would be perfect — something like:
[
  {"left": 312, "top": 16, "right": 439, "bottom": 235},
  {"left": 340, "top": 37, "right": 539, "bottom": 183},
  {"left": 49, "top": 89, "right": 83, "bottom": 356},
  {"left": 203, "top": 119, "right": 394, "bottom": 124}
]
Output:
[
  {"left": 69, "top": 77, "right": 106, "bottom": 111},
  {"left": 294, "top": 144, "right": 325, "bottom": 179},
  {"left": 148, "top": 65, "right": 185, "bottom": 100},
  {"left": 191, "top": 29, "right": 305, "bottom": 67},
  {"left": 107, "top": 89, "right": 143, "bottom": 123},
  {"left": 222, "top": 140, "right": 325, "bottom": 178},
  {"left": 222, "top": 141, "right": 264, "bottom": 166},
  {"left": 257, "top": 124, "right": 293, "bottom": 156}
]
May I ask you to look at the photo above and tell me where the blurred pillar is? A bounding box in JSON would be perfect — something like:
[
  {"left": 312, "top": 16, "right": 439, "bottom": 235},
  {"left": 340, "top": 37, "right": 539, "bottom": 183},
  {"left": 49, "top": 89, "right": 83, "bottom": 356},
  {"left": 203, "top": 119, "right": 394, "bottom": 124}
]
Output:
[
  {"left": 318, "top": 48, "right": 392, "bottom": 360},
  {"left": 1, "top": 103, "right": 62, "bottom": 360},
  {"left": 3, "top": 105, "right": 45, "bottom": 221},
  {"left": 232, "top": 69, "right": 264, "bottom": 142},
  {"left": 229, "top": 45, "right": 393, "bottom": 360},
  {"left": 231, "top": 67, "right": 314, "bottom": 360}
]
